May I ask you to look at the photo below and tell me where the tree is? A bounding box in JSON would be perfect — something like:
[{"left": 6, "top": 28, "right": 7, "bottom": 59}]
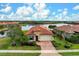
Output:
[
  {"left": 48, "top": 25, "right": 56, "bottom": 29},
  {"left": 7, "top": 24, "right": 29, "bottom": 46},
  {"left": 65, "top": 33, "right": 79, "bottom": 44}
]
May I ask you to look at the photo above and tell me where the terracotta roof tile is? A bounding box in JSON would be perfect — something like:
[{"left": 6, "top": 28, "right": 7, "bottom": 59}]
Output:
[
  {"left": 0, "top": 22, "right": 17, "bottom": 25},
  {"left": 26, "top": 25, "right": 53, "bottom": 35},
  {"left": 57, "top": 24, "right": 79, "bottom": 33}
]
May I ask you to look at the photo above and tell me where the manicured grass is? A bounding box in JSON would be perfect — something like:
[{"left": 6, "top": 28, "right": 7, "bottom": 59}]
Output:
[
  {"left": 7, "top": 45, "right": 41, "bottom": 50},
  {"left": 60, "top": 52, "right": 79, "bottom": 56},
  {"left": 0, "top": 53, "right": 40, "bottom": 56},
  {"left": 52, "top": 36, "right": 79, "bottom": 50},
  {"left": 0, "top": 37, "right": 41, "bottom": 50},
  {"left": 51, "top": 36, "right": 71, "bottom": 50},
  {"left": 0, "top": 37, "right": 41, "bottom": 56},
  {"left": 0, "top": 37, "right": 11, "bottom": 49},
  {"left": 71, "top": 44, "right": 79, "bottom": 49}
]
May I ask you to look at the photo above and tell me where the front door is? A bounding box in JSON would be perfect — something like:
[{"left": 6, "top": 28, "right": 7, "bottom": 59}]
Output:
[{"left": 36, "top": 35, "right": 38, "bottom": 41}]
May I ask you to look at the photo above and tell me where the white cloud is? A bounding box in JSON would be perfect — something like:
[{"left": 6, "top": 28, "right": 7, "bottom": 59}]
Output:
[
  {"left": 40, "top": 9, "right": 49, "bottom": 18},
  {"left": 62, "top": 8, "right": 68, "bottom": 16},
  {"left": 71, "top": 14, "right": 79, "bottom": 21},
  {"left": 34, "top": 3, "right": 46, "bottom": 11},
  {"left": 23, "top": 17, "right": 32, "bottom": 21},
  {"left": 52, "top": 12, "right": 56, "bottom": 15},
  {"left": 0, "top": 3, "right": 50, "bottom": 21},
  {"left": 32, "top": 9, "right": 50, "bottom": 19},
  {"left": 16, "top": 5, "right": 33, "bottom": 16},
  {"left": 73, "top": 5, "right": 79, "bottom": 10},
  {"left": 0, "top": 5, "right": 12, "bottom": 13},
  {"left": 33, "top": 3, "right": 50, "bottom": 19},
  {"left": 32, "top": 12, "right": 38, "bottom": 19}
]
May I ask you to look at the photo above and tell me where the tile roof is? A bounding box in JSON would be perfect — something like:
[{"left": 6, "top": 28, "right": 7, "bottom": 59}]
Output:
[
  {"left": 0, "top": 22, "right": 17, "bottom": 25},
  {"left": 72, "top": 24, "right": 79, "bottom": 32},
  {"left": 26, "top": 25, "right": 53, "bottom": 35},
  {"left": 57, "top": 24, "right": 79, "bottom": 33}
]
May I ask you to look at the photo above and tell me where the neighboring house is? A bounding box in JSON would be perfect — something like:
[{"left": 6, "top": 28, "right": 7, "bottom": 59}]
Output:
[
  {"left": 0, "top": 22, "right": 17, "bottom": 38},
  {"left": 0, "top": 28, "right": 8, "bottom": 38},
  {"left": 0, "top": 22, "right": 17, "bottom": 25},
  {"left": 56, "top": 24, "right": 79, "bottom": 33},
  {"left": 26, "top": 25, "right": 53, "bottom": 41},
  {"left": 56, "top": 25, "right": 74, "bottom": 33}
]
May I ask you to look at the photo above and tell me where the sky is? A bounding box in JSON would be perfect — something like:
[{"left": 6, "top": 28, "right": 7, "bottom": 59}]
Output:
[{"left": 0, "top": 3, "right": 79, "bottom": 21}]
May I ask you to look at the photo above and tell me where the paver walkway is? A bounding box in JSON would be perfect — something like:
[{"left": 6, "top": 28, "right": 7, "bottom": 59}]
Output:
[{"left": 36, "top": 41, "right": 61, "bottom": 56}]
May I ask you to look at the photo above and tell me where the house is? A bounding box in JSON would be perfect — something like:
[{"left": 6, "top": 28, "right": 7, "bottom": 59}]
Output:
[
  {"left": 26, "top": 25, "right": 53, "bottom": 41},
  {"left": 56, "top": 25, "right": 74, "bottom": 33},
  {"left": 0, "top": 22, "right": 17, "bottom": 38},
  {"left": 0, "top": 22, "right": 17, "bottom": 25},
  {"left": 56, "top": 24, "right": 79, "bottom": 33}
]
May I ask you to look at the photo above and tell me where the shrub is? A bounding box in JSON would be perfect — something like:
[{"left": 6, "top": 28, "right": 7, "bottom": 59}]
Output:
[
  {"left": 20, "top": 40, "right": 36, "bottom": 46},
  {"left": 64, "top": 45, "right": 71, "bottom": 49},
  {"left": 27, "top": 40, "right": 36, "bottom": 46},
  {"left": 48, "top": 25, "right": 56, "bottom": 29},
  {"left": 65, "top": 33, "right": 79, "bottom": 44},
  {"left": 52, "top": 41, "right": 61, "bottom": 47},
  {"left": 11, "top": 41, "right": 16, "bottom": 46}
]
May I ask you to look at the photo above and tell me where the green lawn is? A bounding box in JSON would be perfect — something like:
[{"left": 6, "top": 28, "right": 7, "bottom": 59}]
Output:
[
  {"left": 51, "top": 36, "right": 71, "bottom": 50},
  {"left": 0, "top": 37, "right": 41, "bottom": 56},
  {"left": 60, "top": 52, "right": 79, "bottom": 56},
  {"left": 52, "top": 36, "right": 79, "bottom": 56},
  {"left": 0, "top": 37, "right": 11, "bottom": 49},
  {"left": 0, "top": 53, "right": 40, "bottom": 56},
  {"left": 7, "top": 45, "right": 41, "bottom": 50},
  {"left": 0, "top": 37, "right": 40, "bottom": 50},
  {"left": 52, "top": 36, "right": 79, "bottom": 50},
  {"left": 71, "top": 44, "right": 79, "bottom": 49}
]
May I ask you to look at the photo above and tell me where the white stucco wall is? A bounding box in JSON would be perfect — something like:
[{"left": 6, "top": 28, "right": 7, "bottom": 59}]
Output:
[{"left": 38, "top": 35, "right": 53, "bottom": 41}]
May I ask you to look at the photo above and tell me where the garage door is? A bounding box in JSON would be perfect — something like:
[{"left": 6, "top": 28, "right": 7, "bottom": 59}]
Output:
[{"left": 38, "top": 35, "right": 52, "bottom": 41}]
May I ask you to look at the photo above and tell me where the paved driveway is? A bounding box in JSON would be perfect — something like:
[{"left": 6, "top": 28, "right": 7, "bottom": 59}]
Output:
[{"left": 36, "top": 41, "right": 61, "bottom": 56}]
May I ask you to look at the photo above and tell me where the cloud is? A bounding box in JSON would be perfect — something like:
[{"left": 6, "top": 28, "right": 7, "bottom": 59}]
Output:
[
  {"left": 0, "top": 4, "right": 12, "bottom": 13},
  {"left": 16, "top": 5, "right": 33, "bottom": 16},
  {"left": 34, "top": 3, "right": 46, "bottom": 11},
  {"left": 62, "top": 8, "right": 68, "bottom": 16},
  {"left": 0, "top": 3, "right": 72, "bottom": 21},
  {"left": 73, "top": 5, "right": 79, "bottom": 10},
  {"left": 33, "top": 3, "right": 50, "bottom": 19},
  {"left": 0, "top": 3, "right": 51, "bottom": 21},
  {"left": 40, "top": 9, "right": 50, "bottom": 18},
  {"left": 32, "top": 9, "right": 50, "bottom": 19},
  {"left": 71, "top": 14, "right": 79, "bottom": 21},
  {"left": 52, "top": 12, "right": 56, "bottom": 15}
]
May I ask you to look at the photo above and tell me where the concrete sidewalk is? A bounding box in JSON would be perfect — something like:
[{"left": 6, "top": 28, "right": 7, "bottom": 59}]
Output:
[{"left": 0, "top": 50, "right": 79, "bottom": 53}]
